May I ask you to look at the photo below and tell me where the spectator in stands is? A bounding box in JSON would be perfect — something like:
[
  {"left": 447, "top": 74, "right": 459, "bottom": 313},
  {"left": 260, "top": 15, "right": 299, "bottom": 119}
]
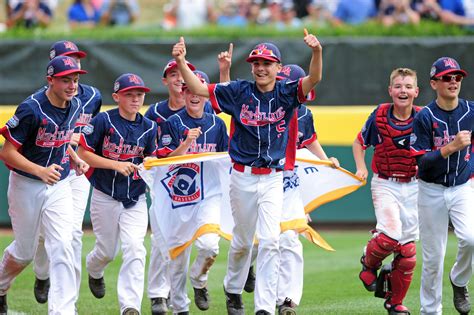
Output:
[
  {"left": 100, "top": 0, "right": 139, "bottom": 26},
  {"left": 379, "top": 0, "right": 420, "bottom": 26},
  {"left": 413, "top": 0, "right": 443, "bottom": 20},
  {"left": 246, "top": 0, "right": 262, "bottom": 25},
  {"left": 68, "top": 0, "right": 101, "bottom": 29},
  {"left": 167, "top": 0, "right": 216, "bottom": 29},
  {"left": 217, "top": 0, "right": 248, "bottom": 27},
  {"left": 304, "top": 0, "right": 338, "bottom": 26},
  {"left": 276, "top": 1, "right": 302, "bottom": 28},
  {"left": 330, "top": 0, "right": 376, "bottom": 25},
  {"left": 6, "top": 0, "right": 52, "bottom": 28},
  {"left": 437, "top": 0, "right": 474, "bottom": 28}
]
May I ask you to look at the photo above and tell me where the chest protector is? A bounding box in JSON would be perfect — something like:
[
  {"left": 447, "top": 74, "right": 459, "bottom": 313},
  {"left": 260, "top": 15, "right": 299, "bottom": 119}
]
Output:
[{"left": 373, "top": 103, "right": 421, "bottom": 179}]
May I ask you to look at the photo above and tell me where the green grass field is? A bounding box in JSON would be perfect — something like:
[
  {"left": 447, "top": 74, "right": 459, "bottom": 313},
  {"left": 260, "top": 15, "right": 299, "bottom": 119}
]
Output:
[{"left": 0, "top": 230, "right": 462, "bottom": 314}]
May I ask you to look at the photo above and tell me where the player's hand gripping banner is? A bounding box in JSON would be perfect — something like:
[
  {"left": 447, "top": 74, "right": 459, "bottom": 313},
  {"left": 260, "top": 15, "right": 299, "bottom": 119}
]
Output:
[{"left": 141, "top": 151, "right": 365, "bottom": 258}]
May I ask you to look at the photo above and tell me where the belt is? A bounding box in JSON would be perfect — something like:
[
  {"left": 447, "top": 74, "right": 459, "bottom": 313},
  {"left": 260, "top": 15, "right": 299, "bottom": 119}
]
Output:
[
  {"left": 232, "top": 163, "right": 282, "bottom": 175},
  {"left": 377, "top": 174, "right": 417, "bottom": 183}
]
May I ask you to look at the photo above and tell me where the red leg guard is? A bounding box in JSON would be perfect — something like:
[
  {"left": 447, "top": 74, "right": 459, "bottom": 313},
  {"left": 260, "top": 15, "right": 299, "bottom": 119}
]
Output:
[
  {"left": 363, "top": 233, "right": 398, "bottom": 269},
  {"left": 360, "top": 233, "right": 398, "bottom": 289},
  {"left": 389, "top": 242, "right": 416, "bottom": 306}
]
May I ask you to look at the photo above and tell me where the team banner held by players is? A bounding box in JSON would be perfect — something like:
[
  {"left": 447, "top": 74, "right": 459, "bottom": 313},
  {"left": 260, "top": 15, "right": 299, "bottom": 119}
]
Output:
[{"left": 141, "top": 152, "right": 365, "bottom": 259}]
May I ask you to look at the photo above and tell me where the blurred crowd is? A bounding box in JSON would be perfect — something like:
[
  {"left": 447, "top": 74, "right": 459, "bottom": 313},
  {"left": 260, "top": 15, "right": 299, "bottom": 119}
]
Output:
[{"left": 4, "top": 0, "right": 474, "bottom": 30}]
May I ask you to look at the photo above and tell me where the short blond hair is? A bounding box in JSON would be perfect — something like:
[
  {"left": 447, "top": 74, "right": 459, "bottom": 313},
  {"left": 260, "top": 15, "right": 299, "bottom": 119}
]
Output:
[{"left": 389, "top": 68, "right": 418, "bottom": 87}]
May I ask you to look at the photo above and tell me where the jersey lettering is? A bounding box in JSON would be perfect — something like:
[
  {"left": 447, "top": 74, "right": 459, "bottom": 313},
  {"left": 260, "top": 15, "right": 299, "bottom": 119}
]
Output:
[
  {"left": 240, "top": 105, "right": 285, "bottom": 126},
  {"left": 102, "top": 136, "right": 145, "bottom": 160},
  {"left": 36, "top": 127, "right": 74, "bottom": 147}
]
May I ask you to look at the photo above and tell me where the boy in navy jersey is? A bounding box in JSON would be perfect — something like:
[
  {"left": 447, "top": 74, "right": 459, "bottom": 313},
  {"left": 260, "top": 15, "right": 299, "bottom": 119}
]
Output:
[
  {"left": 33, "top": 39, "right": 103, "bottom": 306},
  {"left": 172, "top": 30, "right": 323, "bottom": 315},
  {"left": 78, "top": 73, "right": 157, "bottom": 315},
  {"left": 411, "top": 57, "right": 474, "bottom": 315},
  {"left": 0, "top": 56, "right": 88, "bottom": 314},
  {"left": 158, "top": 70, "right": 228, "bottom": 314}
]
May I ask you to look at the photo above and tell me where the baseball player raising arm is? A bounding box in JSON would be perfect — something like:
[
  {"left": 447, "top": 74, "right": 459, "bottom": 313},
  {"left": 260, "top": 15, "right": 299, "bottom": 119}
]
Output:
[
  {"left": 78, "top": 73, "right": 157, "bottom": 315},
  {"left": 411, "top": 57, "right": 474, "bottom": 315},
  {"left": 172, "top": 30, "right": 322, "bottom": 315},
  {"left": 0, "top": 56, "right": 87, "bottom": 314}
]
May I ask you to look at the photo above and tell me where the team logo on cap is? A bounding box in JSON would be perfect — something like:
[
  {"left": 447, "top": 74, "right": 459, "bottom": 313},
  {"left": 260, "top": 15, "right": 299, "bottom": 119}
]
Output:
[
  {"left": 49, "top": 49, "right": 56, "bottom": 60},
  {"left": 443, "top": 58, "right": 457, "bottom": 68},
  {"left": 114, "top": 81, "right": 120, "bottom": 93},
  {"left": 47, "top": 65, "right": 55, "bottom": 76},
  {"left": 128, "top": 74, "right": 141, "bottom": 84},
  {"left": 161, "top": 163, "right": 203, "bottom": 208},
  {"left": 6, "top": 115, "right": 19, "bottom": 128},
  {"left": 64, "top": 41, "right": 77, "bottom": 51},
  {"left": 280, "top": 66, "right": 291, "bottom": 77},
  {"left": 63, "top": 58, "right": 76, "bottom": 67},
  {"left": 430, "top": 66, "right": 436, "bottom": 78}
]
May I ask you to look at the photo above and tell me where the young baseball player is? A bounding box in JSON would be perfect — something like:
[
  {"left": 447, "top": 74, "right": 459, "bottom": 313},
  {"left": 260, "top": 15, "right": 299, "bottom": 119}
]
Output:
[
  {"left": 78, "top": 73, "right": 157, "bottom": 315},
  {"left": 411, "top": 57, "right": 474, "bottom": 315},
  {"left": 172, "top": 30, "right": 323, "bottom": 315},
  {"left": 354, "top": 68, "right": 421, "bottom": 315},
  {"left": 33, "top": 39, "right": 102, "bottom": 306},
  {"left": 144, "top": 59, "right": 214, "bottom": 315},
  {"left": 0, "top": 55, "right": 88, "bottom": 314},
  {"left": 157, "top": 70, "right": 229, "bottom": 315}
]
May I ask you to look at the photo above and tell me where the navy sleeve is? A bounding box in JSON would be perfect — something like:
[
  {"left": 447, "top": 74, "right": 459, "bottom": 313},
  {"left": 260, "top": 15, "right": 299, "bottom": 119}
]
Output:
[
  {"left": 216, "top": 118, "right": 229, "bottom": 152},
  {"left": 1, "top": 103, "right": 37, "bottom": 148},
  {"left": 80, "top": 113, "right": 106, "bottom": 152}
]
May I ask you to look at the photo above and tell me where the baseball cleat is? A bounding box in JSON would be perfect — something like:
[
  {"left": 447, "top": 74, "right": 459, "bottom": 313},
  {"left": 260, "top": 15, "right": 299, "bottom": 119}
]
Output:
[
  {"left": 88, "top": 275, "right": 105, "bottom": 299},
  {"left": 244, "top": 265, "right": 256, "bottom": 293},
  {"left": 450, "top": 277, "right": 471, "bottom": 314},
  {"left": 0, "top": 295, "right": 7, "bottom": 315},
  {"left": 193, "top": 286, "right": 210, "bottom": 310},
  {"left": 122, "top": 307, "right": 139, "bottom": 315},
  {"left": 224, "top": 286, "right": 244, "bottom": 315},
  {"left": 176, "top": 312, "right": 189, "bottom": 315},
  {"left": 151, "top": 297, "right": 168, "bottom": 315},
  {"left": 34, "top": 277, "right": 50, "bottom": 304},
  {"left": 256, "top": 310, "right": 271, "bottom": 315},
  {"left": 278, "top": 298, "right": 297, "bottom": 315},
  {"left": 387, "top": 303, "right": 410, "bottom": 315}
]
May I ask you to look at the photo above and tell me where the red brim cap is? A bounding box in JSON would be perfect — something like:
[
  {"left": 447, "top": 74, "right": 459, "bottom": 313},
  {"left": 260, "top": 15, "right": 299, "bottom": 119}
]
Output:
[
  {"left": 434, "top": 69, "right": 468, "bottom": 78},
  {"left": 52, "top": 69, "right": 88, "bottom": 77},
  {"left": 163, "top": 61, "right": 196, "bottom": 77},
  {"left": 117, "top": 86, "right": 151, "bottom": 93},
  {"left": 246, "top": 55, "right": 280, "bottom": 63},
  {"left": 62, "top": 50, "right": 87, "bottom": 59}
]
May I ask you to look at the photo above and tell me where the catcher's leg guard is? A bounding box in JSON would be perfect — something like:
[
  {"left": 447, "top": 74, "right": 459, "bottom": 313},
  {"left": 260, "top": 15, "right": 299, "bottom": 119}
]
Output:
[
  {"left": 374, "top": 264, "right": 392, "bottom": 299},
  {"left": 360, "top": 233, "right": 398, "bottom": 292},
  {"left": 389, "top": 242, "right": 416, "bottom": 306}
]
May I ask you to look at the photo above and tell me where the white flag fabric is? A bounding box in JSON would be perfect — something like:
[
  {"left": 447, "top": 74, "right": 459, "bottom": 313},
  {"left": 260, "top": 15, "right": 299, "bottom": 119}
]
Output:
[{"left": 142, "top": 151, "right": 365, "bottom": 258}]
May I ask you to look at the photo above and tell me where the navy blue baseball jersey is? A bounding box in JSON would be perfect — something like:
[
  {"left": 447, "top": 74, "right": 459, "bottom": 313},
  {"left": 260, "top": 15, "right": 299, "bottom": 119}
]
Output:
[
  {"left": 0, "top": 89, "right": 81, "bottom": 181},
  {"left": 74, "top": 83, "right": 102, "bottom": 132},
  {"left": 145, "top": 99, "right": 214, "bottom": 135},
  {"left": 296, "top": 105, "right": 317, "bottom": 149},
  {"left": 159, "top": 111, "right": 229, "bottom": 156},
  {"left": 411, "top": 99, "right": 474, "bottom": 186},
  {"left": 79, "top": 108, "right": 157, "bottom": 207},
  {"left": 208, "top": 79, "right": 306, "bottom": 169}
]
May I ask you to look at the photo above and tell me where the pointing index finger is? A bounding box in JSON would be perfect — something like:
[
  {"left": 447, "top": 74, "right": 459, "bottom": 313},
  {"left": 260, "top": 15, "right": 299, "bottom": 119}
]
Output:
[{"left": 228, "top": 43, "right": 233, "bottom": 56}]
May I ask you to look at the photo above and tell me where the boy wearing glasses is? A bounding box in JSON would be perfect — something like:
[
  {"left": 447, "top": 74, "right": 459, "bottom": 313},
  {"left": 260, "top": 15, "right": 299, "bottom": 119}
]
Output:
[
  {"left": 411, "top": 57, "right": 474, "bottom": 315},
  {"left": 172, "top": 32, "right": 322, "bottom": 315},
  {"left": 354, "top": 68, "right": 420, "bottom": 315}
]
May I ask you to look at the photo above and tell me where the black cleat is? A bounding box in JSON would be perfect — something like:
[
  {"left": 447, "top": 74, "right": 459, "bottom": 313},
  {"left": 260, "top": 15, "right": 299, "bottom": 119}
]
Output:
[
  {"left": 256, "top": 310, "right": 271, "bottom": 315},
  {"left": 244, "top": 265, "right": 256, "bottom": 293},
  {"left": 278, "top": 297, "right": 297, "bottom": 315},
  {"left": 0, "top": 295, "right": 7, "bottom": 315},
  {"left": 224, "top": 286, "right": 244, "bottom": 315},
  {"left": 451, "top": 277, "right": 471, "bottom": 314},
  {"left": 34, "top": 277, "right": 50, "bottom": 304},
  {"left": 88, "top": 275, "right": 105, "bottom": 299},
  {"left": 193, "top": 286, "right": 210, "bottom": 310},
  {"left": 151, "top": 297, "right": 168, "bottom": 315},
  {"left": 176, "top": 312, "right": 189, "bottom": 315},
  {"left": 122, "top": 307, "right": 139, "bottom": 315}
]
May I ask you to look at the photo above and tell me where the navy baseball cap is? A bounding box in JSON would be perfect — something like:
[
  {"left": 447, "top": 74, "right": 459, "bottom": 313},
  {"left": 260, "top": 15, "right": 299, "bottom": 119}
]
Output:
[
  {"left": 114, "top": 73, "right": 151, "bottom": 93},
  {"left": 430, "top": 57, "right": 468, "bottom": 79},
  {"left": 246, "top": 43, "right": 281, "bottom": 63},
  {"left": 277, "top": 64, "right": 306, "bottom": 81},
  {"left": 182, "top": 70, "right": 210, "bottom": 90},
  {"left": 49, "top": 40, "right": 87, "bottom": 60},
  {"left": 47, "top": 56, "right": 87, "bottom": 77},
  {"left": 163, "top": 59, "right": 196, "bottom": 78}
]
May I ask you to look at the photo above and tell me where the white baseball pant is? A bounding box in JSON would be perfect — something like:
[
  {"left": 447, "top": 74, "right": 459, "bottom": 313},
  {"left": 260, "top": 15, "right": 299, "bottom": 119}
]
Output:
[
  {"left": 0, "top": 172, "right": 76, "bottom": 314},
  {"left": 418, "top": 180, "right": 474, "bottom": 315},
  {"left": 170, "top": 233, "right": 220, "bottom": 313},
  {"left": 147, "top": 235, "right": 170, "bottom": 300},
  {"left": 224, "top": 169, "right": 283, "bottom": 314},
  {"left": 86, "top": 188, "right": 148, "bottom": 314},
  {"left": 371, "top": 174, "right": 418, "bottom": 243},
  {"left": 34, "top": 171, "right": 90, "bottom": 300}
]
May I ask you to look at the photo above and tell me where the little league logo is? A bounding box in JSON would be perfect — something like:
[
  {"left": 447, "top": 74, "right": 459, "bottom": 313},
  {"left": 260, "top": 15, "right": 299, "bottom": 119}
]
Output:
[
  {"left": 161, "top": 162, "right": 204, "bottom": 209},
  {"left": 6, "top": 115, "right": 19, "bottom": 128}
]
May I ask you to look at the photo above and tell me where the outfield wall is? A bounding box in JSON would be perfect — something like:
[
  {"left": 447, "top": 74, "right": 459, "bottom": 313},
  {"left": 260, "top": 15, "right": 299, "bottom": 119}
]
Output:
[{"left": 0, "top": 105, "right": 377, "bottom": 225}]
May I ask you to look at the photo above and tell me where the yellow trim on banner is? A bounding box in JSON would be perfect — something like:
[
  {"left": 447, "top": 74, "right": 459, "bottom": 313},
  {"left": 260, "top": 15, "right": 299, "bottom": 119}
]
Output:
[
  {"left": 280, "top": 218, "right": 308, "bottom": 233},
  {"left": 280, "top": 219, "right": 334, "bottom": 251},
  {"left": 303, "top": 226, "right": 335, "bottom": 252},
  {"left": 169, "top": 223, "right": 223, "bottom": 259},
  {"left": 304, "top": 185, "right": 363, "bottom": 213},
  {"left": 143, "top": 152, "right": 228, "bottom": 169}
]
